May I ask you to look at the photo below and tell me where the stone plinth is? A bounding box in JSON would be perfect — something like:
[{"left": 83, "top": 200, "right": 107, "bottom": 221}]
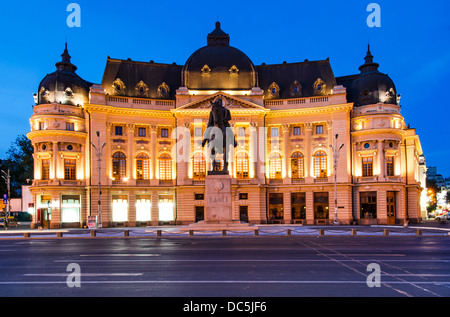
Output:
[{"left": 181, "top": 173, "right": 256, "bottom": 231}]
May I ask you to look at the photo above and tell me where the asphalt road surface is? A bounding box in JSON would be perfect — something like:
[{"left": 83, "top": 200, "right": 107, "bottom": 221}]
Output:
[{"left": 0, "top": 236, "right": 449, "bottom": 300}]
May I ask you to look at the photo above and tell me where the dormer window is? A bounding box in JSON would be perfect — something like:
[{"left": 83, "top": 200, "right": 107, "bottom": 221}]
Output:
[
  {"left": 64, "top": 87, "right": 74, "bottom": 98},
  {"left": 290, "top": 80, "right": 302, "bottom": 97},
  {"left": 157, "top": 82, "right": 170, "bottom": 98},
  {"left": 229, "top": 65, "right": 239, "bottom": 76},
  {"left": 268, "top": 82, "right": 280, "bottom": 99},
  {"left": 313, "top": 78, "right": 326, "bottom": 95},
  {"left": 112, "top": 78, "right": 126, "bottom": 94},
  {"left": 135, "top": 80, "right": 148, "bottom": 96},
  {"left": 201, "top": 64, "right": 211, "bottom": 76}
]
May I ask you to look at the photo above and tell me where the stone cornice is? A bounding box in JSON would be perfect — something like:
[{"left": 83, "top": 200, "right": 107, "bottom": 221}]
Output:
[
  {"left": 266, "top": 103, "right": 353, "bottom": 118},
  {"left": 83, "top": 103, "right": 174, "bottom": 118}
]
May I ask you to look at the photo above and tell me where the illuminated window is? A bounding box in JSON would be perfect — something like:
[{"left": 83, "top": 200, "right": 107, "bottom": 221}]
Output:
[
  {"left": 386, "top": 156, "right": 394, "bottom": 176},
  {"left": 194, "top": 127, "right": 203, "bottom": 137},
  {"left": 64, "top": 159, "right": 76, "bottom": 180},
  {"left": 291, "top": 151, "right": 304, "bottom": 179},
  {"left": 271, "top": 127, "right": 279, "bottom": 137},
  {"left": 193, "top": 153, "right": 206, "bottom": 179},
  {"left": 238, "top": 127, "right": 245, "bottom": 137},
  {"left": 112, "top": 152, "right": 126, "bottom": 180},
  {"left": 159, "top": 195, "right": 174, "bottom": 221},
  {"left": 269, "top": 153, "right": 282, "bottom": 179},
  {"left": 136, "top": 153, "right": 150, "bottom": 180},
  {"left": 66, "top": 122, "right": 74, "bottom": 131},
  {"left": 236, "top": 152, "right": 249, "bottom": 179},
  {"left": 61, "top": 195, "right": 80, "bottom": 223},
  {"left": 159, "top": 153, "right": 172, "bottom": 180},
  {"left": 362, "top": 157, "right": 373, "bottom": 177},
  {"left": 112, "top": 195, "right": 128, "bottom": 222},
  {"left": 41, "top": 159, "right": 50, "bottom": 180},
  {"left": 39, "top": 122, "right": 45, "bottom": 130},
  {"left": 136, "top": 195, "right": 151, "bottom": 222},
  {"left": 313, "top": 150, "right": 327, "bottom": 178}
]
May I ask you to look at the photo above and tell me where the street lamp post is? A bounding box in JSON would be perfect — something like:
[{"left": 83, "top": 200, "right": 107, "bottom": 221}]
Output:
[
  {"left": 91, "top": 131, "right": 106, "bottom": 229},
  {"left": 330, "top": 134, "right": 344, "bottom": 225},
  {"left": 1, "top": 169, "right": 10, "bottom": 229}
]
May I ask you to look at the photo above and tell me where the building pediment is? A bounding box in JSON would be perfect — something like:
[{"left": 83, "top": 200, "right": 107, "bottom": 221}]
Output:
[{"left": 172, "top": 92, "right": 268, "bottom": 116}]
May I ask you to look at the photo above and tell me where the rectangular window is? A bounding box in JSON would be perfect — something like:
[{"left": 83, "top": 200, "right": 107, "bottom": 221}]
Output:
[
  {"left": 64, "top": 159, "right": 76, "bottom": 180},
  {"left": 161, "top": 128, "right": 169, "bottom": 138},
  {"left": 41, "top": 159, "right": 50, "bottom": 180},
  {"left": 66, "top": 122, "right": 74, "bottom": 131},
  {"left": 362, "top": 157, "right": 373, "bottom": 177},
  {"left": 138, "top": 127, "right": 146, "bottom": 137},
  {"left": 39, "top": 122, "right": 45, "bottom": 130},
  {"left": 194, "top": 193, "right": 204, "bottom": 200},
  {"left": 159, "top": 195, "right": 174, "bottom": 221},
  {"left": 360, "top": 192, "right": 377, "bottom": 219},
  {"left": 314, "top": 192, "right": 329, "bottom": 219},
  {"left": 115, "top": 126, "right": 123, "bottom": 136},
  {"left": 239, "top": 193, "right": 248, "bottom": 200},
  {"left": 316, "top": 125, "right": 323, "bottom": 134},
  {"left": 136, "top": 195, "right": 151, "bottom": 222},
  {"left": 271, "top": 127, "right": 279, "bottom": 137},
  {"left": 194, "top": 127, "right": 203, "bottom": 137},
  {"left": 112, "top": 195, "right": 128, "bottom": 222},
  {"left": 61, "top": 195, "right": 80, "bottom": 223},
  {"left": 293, "top": 126, "right": 301, "bottom": 136},
  {"left": 268, "top": 193, "right": 283, "bottom": 221},
  {"left": 291, "top": 192, "right": 306, "bottom": 219},
  {"left": 238, "top": 127, "right": 245, "bottom": 137},
  {"left": 386, "top": 156, "right": 394, "bottom": 176}
]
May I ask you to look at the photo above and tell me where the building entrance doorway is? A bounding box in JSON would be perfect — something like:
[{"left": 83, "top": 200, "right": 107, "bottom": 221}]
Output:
[
  {"left": 195, "top": 206, "right": 204, "bottom": 222},
  {"left": 387, "top": 191, "right": 396, "bottom": 225},
  {"left": 38, "top": 208, "right": 50, "bottom": 229}
]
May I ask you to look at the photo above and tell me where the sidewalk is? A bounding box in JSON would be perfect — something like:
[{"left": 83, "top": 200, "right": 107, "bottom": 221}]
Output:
[{"left": 0, "top": 222, "right": 449, "bottom": 239}]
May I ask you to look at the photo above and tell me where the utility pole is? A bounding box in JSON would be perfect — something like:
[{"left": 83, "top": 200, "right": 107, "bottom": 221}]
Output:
[
  {"left": 1, "top": 169, "right": 10, "bottom": 229},
  {"left": 330, "top": 134, "right": 344, "bottom": 225},
  {"left": 91, "top": 131, "right": 106, "bottom": 229}
]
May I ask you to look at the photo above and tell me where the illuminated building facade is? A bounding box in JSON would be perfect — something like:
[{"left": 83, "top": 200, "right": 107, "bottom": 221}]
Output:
[{"left": 27, "top": 23, "right": 425, "bottom": 228}]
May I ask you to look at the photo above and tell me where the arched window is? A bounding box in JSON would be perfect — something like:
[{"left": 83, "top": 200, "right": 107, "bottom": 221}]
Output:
[
  {"left": 313, "top": 150, "right": 327, "bottom": 178},
  {"left": 193, "top": 153, "right": 206, "bottom": 180},
  {"left": 269, "top": 153, "right": 282, "bottom": 179},
  {"left": 159, "top": 153, "right": 172, "bottom": 180},
  {"left": 112, "top": 152, "right": 126, "bottom": 180},
  {"left": 236, "top": 152, "right": 249, "bottom": 179},
  {"left": 136, "top": 153, "right": 149, "bottom": 180},
  {"left": 291, "top": 151, "right": 304, "bottom": 179}
]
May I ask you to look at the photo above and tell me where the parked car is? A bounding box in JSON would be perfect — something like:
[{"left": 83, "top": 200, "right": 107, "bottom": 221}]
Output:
[{"left": 436, "top": 210, "right": 449, "bottom": 223}]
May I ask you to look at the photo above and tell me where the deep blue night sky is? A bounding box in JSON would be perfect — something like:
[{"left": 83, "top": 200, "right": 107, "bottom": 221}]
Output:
[{"left": 1, "top": 0, "right": 449, "bottom": 176}]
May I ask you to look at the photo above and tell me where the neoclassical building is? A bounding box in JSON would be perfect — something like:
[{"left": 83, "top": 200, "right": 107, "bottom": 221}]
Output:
[{"left": 27, "top": 22, "right": 426, "bottom": 228}]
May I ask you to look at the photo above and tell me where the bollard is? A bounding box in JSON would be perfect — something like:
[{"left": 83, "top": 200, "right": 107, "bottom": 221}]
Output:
[
  {"left": 286, "top": 229, "right": 291, "bottom": 236},
  {"left": 254, "top": 229, "right": 259, "bottom": 236},
  {"left": 222, "top": 230, "right": 227, "bottom": 236},
  {"left": 90, "top": 230, "right": 96, "bottom": 237},
  {"left": 383, "top": 229, "right": 389, "bottom": 236},
  {"left": 351, "top": 229, "right": 357, "bottom": 236},
  {"left": 156, "top": 230, "right": 162, "bottom": 237},
  {"left": 416, "top": 229, "right": 422, "bottom": 236},
  {"left": 189, "top": 230, "right": 194, "bottom": 236},
  {"left": 123, "top": 230, "right": 129, "bottom": 237},
  {"left": 24, "top": 232, "right": 30, "bottom": 238},
  {"left": 319, "top": 229, "right": 324, "bottom": 236},
  {"left": 56, "top": 232, "right": 63, "bottom": 238}
]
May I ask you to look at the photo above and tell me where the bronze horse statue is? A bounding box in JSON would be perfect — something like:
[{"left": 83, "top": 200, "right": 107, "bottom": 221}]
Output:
[{"left": 202, "top": 98, "right": 237, "bottom": 173}]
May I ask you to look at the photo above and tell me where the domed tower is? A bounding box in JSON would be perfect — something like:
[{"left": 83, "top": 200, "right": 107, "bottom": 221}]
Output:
[
  {"left": 348, "top": 46, "right": 424, "bottom": 225},
  {"left": 27, "top": 44, "right": 91, "bottom": 229},
  {"left": 182, "top": 22, "right": 257, "bottom": 91}
]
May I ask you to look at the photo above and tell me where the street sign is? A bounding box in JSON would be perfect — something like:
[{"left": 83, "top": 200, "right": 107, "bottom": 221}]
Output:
[{"left": 87, "top": 216, "right": 97, "bottom": 229}]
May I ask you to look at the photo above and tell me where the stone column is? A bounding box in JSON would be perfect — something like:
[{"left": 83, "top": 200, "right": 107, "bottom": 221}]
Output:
[
  {"left": 127, "top": 124, "right": 135, "bottom": 181},
  {"left": 304, "top": 123, "right": 312, "bottom": 180},
  {"left": 378, "top": 140, "right": 385, "bottom": 180},
  {"left": 282, "top": 124, "right": 290, "bottom": 183},
  {"left": 150, "top": 125, "right": 157, "bottom": 181},
  {"left": 52, "top": 142, "right": 58, "bottom": 180},
  {"left": 151, "top": 190, "right": 159, "bottom": 225},
  {"left": 249, "top": 122, "right": 258, "bottom": 179},
  {"left": 105, "top": 122, "right": 112, "bottom": 180}
]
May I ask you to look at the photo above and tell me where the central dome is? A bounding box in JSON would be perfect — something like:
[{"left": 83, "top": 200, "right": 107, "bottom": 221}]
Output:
[{"left": 182, "top": 22, "right": 256, "bottom": 90}]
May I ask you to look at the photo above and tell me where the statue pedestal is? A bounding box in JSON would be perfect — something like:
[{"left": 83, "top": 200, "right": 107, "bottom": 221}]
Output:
[{"left": 181, "top": 173, "right": 256, "bottom": 231}]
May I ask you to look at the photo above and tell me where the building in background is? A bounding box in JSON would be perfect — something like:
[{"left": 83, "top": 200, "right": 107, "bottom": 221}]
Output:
[{"left": 27, "top": 22, "right": 425, "bottom": 228}]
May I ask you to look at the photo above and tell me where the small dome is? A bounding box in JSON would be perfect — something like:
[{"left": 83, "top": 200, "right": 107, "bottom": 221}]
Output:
[
  {"left": 182, "top": 22, "right": 256, "bottom": 90},
  {"left": 350, "top": 46, "right": 398, "bottom": 107},
  {"left": 37, "top": 43, "right": 92, "bottom": 106}
]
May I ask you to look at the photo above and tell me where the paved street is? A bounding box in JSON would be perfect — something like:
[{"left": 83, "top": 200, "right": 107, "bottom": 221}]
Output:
[{"left": 0, "top": 235, "right": 449, "bottom": 299}]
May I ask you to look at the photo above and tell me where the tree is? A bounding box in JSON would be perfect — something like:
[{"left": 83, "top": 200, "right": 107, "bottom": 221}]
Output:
[{"left": 2, "top": 135, "right": 33, "bottom": 197}]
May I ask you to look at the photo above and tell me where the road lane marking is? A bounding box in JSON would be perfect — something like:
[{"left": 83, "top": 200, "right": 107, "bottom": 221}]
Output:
[{"left": 23, "top": 273, "right": 143, "bottom": 277}]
